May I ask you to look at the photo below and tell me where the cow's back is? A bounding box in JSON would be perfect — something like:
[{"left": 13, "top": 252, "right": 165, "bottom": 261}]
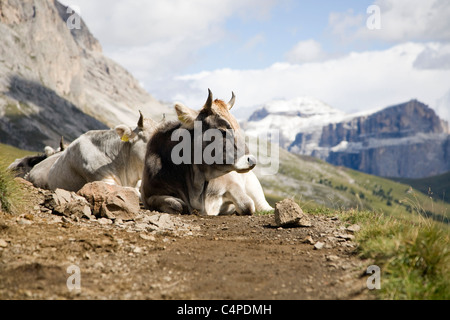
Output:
[
  {"left": 46, "top": 131, "right": 113, "bottom": 191},
  {"left": 27, "top": 153, "right": 62, "bottom": 189}
]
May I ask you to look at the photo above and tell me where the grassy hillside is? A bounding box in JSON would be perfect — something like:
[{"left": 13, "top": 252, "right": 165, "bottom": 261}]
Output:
[
  {"left": 0, "top": 142, "right": 36, "bottom": 165},
  {"left": 255, "top": 146, "right": 449, "bottom": 299},
  {"left": 255, "top": 147, "right": 449, "bottom": 224},
  {"left": 390, "top": 172, "right": 450, "bottom": 204}
]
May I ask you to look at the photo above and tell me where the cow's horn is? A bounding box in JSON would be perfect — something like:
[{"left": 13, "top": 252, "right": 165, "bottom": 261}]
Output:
[
  {"left": 228, "top": 91, "right": 235, "bottom": 110},
  {"left": 204, "top": 89, "right": 213, "bottom": 110},
  {"left": 59, "top": 136, "right": 65, "bottom": 151},
  {"left": 138, "top": 110, "right": 144, "bottom": 128}
]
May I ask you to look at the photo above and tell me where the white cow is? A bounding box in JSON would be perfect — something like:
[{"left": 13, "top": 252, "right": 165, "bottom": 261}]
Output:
[{"left": 27, "top": 112, "right": 155, "bottom": 193}]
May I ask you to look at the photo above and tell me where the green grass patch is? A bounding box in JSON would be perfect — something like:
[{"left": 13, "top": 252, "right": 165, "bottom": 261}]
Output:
[
  {"left": 340, "top": 209, "right": 449, "bottom": 300},
  {"left": 0, "top": 161, "right": 24, "bottom": 214},
  {"left": 391, "top": 171, "right": 450, "bottom": 204},
  {"left": 0, "top": 142, "right": 35, "bottom": 165}
]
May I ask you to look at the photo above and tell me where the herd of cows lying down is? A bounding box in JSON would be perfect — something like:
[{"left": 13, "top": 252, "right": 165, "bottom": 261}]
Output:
[{"left": 8, "top": 90, "right": 273, "bottom": 216}]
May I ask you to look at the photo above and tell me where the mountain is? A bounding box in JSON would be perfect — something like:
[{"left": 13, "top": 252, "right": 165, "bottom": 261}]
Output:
[
  {"left": 0, "top": 0, "right": 171, "bottom": 151},
  {"left": 245, "top": 98, "right": 450, "bottom": 179},
  {"left": 253, "top": 146, "right": 449, "bottom": 223},
  {"left": 319, "top": 100, "right": 450, "bottom": 178},
  {"left": 242, "top": 97, "right": 346, "bottom": 150}
]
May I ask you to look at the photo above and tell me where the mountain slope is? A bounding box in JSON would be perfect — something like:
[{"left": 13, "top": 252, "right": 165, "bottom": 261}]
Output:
[
  {"left": 0, "top": 0, "right": 171, "bottom": 151},
  {"left": 245, "top": 98, "right": 450, "bottom": 179},
  {"left": 390, "top": 171, "right": 450, "bottom": 204},
  {"left": 254, "top": 146, "right": 449, "bottom": 223}
]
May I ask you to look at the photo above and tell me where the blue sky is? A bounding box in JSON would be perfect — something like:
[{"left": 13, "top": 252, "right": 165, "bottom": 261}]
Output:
[
  {"left": 60, "top": 0, "right": 450, "bottom": 121},
  {"left": 192, "top": 0, "right": 377, "bottom": 72}
]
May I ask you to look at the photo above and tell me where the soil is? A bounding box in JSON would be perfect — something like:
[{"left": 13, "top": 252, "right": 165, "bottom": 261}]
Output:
[{"left": 0, "top": 180, "right": 374, "bottom": 300}]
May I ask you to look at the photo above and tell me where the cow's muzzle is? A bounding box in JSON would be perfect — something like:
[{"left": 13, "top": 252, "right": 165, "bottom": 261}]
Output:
[{"left": 234, "top": 155, "right": 257, "bottom": 173}]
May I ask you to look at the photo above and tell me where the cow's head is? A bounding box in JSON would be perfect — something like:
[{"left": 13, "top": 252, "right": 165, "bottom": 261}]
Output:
[
  {"left": 174, "top": 89, "right": 256, "bottom": 179},
  {"left": 115, "top": 111, "right": 156, "bottom": 159}
]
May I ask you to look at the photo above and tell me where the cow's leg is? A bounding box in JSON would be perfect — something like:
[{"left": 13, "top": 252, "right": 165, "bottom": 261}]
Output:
[
  {"left": 244, "top": 171, "right": 273, "bottom": 212},
  {"left": 204, "top": 195, "right": 236, "bottom": 216},
  {"left": 225, "top": 183, "right": 255, "bottom": 215},
  {"left": 145, "top": 195, "right": 188, "bottom": 215}
]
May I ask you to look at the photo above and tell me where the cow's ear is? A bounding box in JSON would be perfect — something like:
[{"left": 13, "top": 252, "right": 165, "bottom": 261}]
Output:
[
  {"left": 115, "top": 125, "right": 135, "bottom": 142},
  {"left": 175, "top": 102, "right": 198, "bottom": 129}
]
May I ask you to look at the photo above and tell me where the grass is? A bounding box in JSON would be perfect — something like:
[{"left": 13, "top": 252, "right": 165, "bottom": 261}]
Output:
[
  {"left": 0, "top": 143, "right": 35, "bottom": 213},
  {"left": 0, "top": 142, "right": 36, "bottom": 165},
  {"left": 0, "top": 161, "right": 24, "bottom": 213},
  {"left": 340, "top": 209, "right": 449, "bottom": 300},
  {"left": 258, "top": 147, "right": 450, "bottom": 224},
  {"left": 391, "top": 171, "right": 450, "bottom": 204}
]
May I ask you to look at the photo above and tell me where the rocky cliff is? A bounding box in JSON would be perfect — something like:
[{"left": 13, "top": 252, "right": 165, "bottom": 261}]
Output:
[
  {"left": 0, "top": 0, "right": 171, "bottom": 151},
  {"left": 317, "top": 100, "right": 450, "bottom": 178},
  {"left": 246, "top": 98, "right": 450, "bottom": 179}
]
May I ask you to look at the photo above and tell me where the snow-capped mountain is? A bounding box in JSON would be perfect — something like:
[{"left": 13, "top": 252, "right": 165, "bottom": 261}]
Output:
[
  {"left": 244, "top": 98, "right": 450, "bottom": 178},
  {"left": 242, "top": 97, "right": 346, "bottom": 149}
]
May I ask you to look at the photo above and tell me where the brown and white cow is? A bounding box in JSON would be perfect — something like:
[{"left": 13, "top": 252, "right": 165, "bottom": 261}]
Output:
[{"left": 141, "top": 89, "right": 261, "bottom": 215}]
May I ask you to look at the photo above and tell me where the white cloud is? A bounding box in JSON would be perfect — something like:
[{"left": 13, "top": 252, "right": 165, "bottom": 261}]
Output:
[
  {"left": 330, "top": 0, "right": 450, "bottom": 43},
  {"left": 284, "top": 39, "right": 326, "bottom": 64},
  {"left": 413, "top": 43, "right": 450, "bottom": 70},
  {"left": 172, "top": 42, "right": 450, "bottom": 122},
  {"left": 58, "top": 0, "right": 278, "bottom": 90}
]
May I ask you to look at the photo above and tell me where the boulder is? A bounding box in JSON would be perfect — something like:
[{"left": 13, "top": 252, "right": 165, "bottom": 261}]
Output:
[
  {"left": 45, "top": 188, "right": 92, "bottom": 219},
  {"left": 77, "top": 182, "right": 140, "bottom": 220},
  {"left": 274, "top": 199, "right": 312, "bottom": 227}
]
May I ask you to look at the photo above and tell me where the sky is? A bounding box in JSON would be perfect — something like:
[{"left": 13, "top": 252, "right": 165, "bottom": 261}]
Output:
[{"left": 59, "top": 0, "right": 450, "bottom": 122}]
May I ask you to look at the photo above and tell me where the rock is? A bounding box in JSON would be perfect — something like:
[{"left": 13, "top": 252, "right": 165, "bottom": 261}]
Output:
[
  {"left": 45, "top": 188, "right": 92, "bottom": 219},
  {"left": 17, "top": 218, "right": 33, "bottom": 226},
  {"left": 78, "top": 182, "right": 140, "bottom": 221},
  {"left": 303, "top": 236, "right": 315, "bottom": 245},
  {"left": 274, "top": 199, "right": 312, "bottom": 227},
  {"left": 97, "top": 218, "right": 112, "bottom": 225},
  {"left": 346, "top": 224, "right": 361, "bottom": 233},
  {"left": 133, "top": 246, "right": 142, "bottom": 254},
  {"left": 314, "top": 242, "right": 325, "bottom": 250},
  {"left": 146, "top": 213, "right": 176, "bottom": 230},
  {"left": 140, "top": 234, "right": 156, "bottom": 241},
  {"left": 337, "top": 233, "right": 355, "bottom": 241},
  {"left": 0, "top": 239, "right": 8, "bottom": 248},
  {"left": 326, "top": 255, "right": 340, "bottom": 262}
]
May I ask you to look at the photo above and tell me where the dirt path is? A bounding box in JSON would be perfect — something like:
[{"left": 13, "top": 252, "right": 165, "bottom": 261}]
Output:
[{"left": 0, "top": 183, "right": 374, "bottom": 300}]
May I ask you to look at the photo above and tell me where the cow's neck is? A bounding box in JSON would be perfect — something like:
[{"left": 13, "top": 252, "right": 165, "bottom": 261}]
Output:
[{"left": 186, "top": 165, "right": 208, "bottom": 213}]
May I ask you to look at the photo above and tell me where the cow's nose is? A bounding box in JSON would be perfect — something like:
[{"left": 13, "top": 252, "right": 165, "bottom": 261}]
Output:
[{"left": 247, "top": 155, "right": 257, "bottom": 167}]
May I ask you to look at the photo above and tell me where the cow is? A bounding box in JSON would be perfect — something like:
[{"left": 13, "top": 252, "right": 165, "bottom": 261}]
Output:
[
  {"left": 26, "top": 152, "right": 62, "bottom": 189},
  {"left": 8, "top": 137, "right": 66, "bottom": 178},
  {"left": 27, "top": 112, "right": 156, "bottom": 193},
  {"left": 205, "top": 171, "right": 273, "bottom": 215},
  {"left": 141, "top": 89, "right": 263, "bottom": 215}
]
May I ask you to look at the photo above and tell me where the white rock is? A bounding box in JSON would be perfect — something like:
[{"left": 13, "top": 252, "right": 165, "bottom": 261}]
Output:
[
  {"left": 314, "top": 241, "right": 325, "bottom": 250},
  {"left": 347, "top": 224, "right": 361, "bottom": 233},
  {"left": 0, "top": 239, "right": 8, "bottom": 248}
]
